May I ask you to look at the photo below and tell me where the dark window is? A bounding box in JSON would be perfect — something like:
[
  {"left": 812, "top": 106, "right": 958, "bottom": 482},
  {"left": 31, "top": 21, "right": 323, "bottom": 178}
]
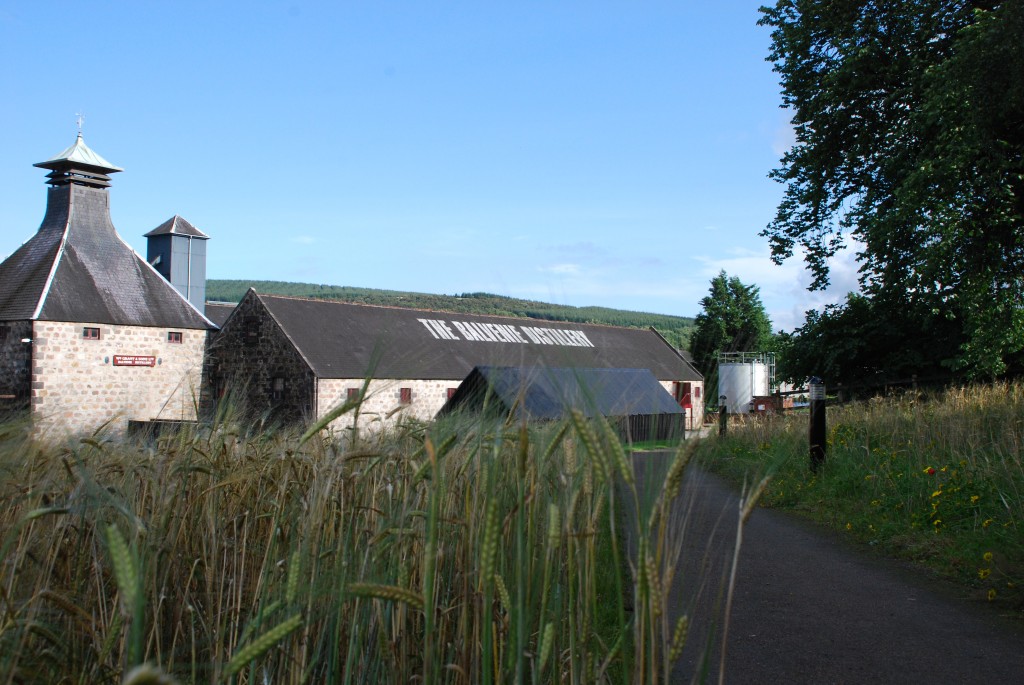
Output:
[
  {"left": 695, "top": 386, "right": 701, "bottom": 399},
  {"left": 244, "top": 316, "right": 259, "bottom": 342},
  {"left": 400, "top": 387, "right": 412, "bottom": 404},
  {"left": 0, "top": 326, "right": 8, "bottom": 341},
  {"left": 447, "top": 387, "right": 457, "bottom": 399},
  {"left": 272, "top": 377, "right": 285, "bottom": 401},
  {"left": 167, "top": 331, "right": 183, "bottom": 344},
  {"left": 83, "top": 327, "right": 100, "bottom": 340},
  {"left": 347, "top": 388, "right": 360, "bottom": 401}
]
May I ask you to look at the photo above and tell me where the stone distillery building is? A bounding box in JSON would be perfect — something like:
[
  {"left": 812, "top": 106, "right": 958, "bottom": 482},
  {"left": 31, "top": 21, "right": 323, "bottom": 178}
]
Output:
[
  {"left": 0, "top": 135, "right": 212, "bottom": 438},
  {"left": 206, "top": 290, "right": 704, "bottom": 434}
]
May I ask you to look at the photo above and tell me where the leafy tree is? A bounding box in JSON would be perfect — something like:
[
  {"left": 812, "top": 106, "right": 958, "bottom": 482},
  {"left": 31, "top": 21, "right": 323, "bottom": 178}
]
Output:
[
  {"left": 776, "top": 292, "right": 962, "bottom": 389},
  {"left": 759, "top": 0, "right": 1024, "bottom": 376},
  {"left": 690, "top": 271, "right": 773, "bottom": 383}
]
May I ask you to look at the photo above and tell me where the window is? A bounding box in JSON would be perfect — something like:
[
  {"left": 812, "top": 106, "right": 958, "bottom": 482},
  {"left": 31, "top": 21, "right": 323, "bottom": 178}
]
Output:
[
  {"left": 272, "top": 377, "right": 285, "bottom": 401},
  {"left": 447, "top": 387, "right": 458, "bottom": 400},
  {"left": 244, "top": 316, "right": 259, "bottom": 342},
  {"left": 347, "top": 388, "right": 360, "bottom": 401},
  {"left": 167, "top": 331, "right": 183, "bottom": 344},
  {"left": 695, "top": 386, "right": 701, "bottom": 399},
  {"left": 83, "top": 327, "right": 100, "bottom": 340},
  {"left": 400, "top": 387, "right": 412, "bottom": 405}
]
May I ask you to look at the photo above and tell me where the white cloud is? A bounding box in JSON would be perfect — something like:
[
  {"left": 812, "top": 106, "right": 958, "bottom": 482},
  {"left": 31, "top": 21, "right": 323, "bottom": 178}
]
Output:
[
  {"left": 540, "top": 263, "right": 581, "bottom": 276},
  {"left": 693, "top": 242, "right": 863, "bottom": 333},
  {"left": 772, "top": 109, "right": 796, "bottom": 157}
]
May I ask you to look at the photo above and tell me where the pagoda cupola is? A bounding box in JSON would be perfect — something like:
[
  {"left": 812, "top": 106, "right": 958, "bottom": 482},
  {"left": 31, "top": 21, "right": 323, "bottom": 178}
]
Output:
[{"left": 32, "top": 133, "right": 123, "bottom": 189}]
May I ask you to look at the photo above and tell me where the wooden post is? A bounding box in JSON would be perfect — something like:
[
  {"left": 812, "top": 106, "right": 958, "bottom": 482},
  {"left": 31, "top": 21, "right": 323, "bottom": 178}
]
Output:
[
  {"left": 809, "top": 377, "right": 826, "bottom": 471},
  {"left": 718, "top": 395, "right": 728, "bottom": 436}
]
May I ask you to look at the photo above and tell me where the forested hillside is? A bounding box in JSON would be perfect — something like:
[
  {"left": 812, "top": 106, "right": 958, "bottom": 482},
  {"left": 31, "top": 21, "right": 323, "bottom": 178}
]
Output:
[{"left": 207, "top": 279, "right": 695, "bottom": 350}]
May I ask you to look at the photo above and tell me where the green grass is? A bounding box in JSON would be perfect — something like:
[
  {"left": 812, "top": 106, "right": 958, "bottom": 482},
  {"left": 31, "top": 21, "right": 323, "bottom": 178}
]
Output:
[
  {"left": 699, "top": 382, "right": 1024, "bottom": 617},
  {"left": 0, "top": 401, "right": 739, "bottom": 683}
]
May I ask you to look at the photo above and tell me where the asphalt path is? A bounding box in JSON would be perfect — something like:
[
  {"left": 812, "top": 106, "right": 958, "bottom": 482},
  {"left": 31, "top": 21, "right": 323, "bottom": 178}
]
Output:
[{"left": 627, "top": 451, "right": 1024, "bottom": 684}]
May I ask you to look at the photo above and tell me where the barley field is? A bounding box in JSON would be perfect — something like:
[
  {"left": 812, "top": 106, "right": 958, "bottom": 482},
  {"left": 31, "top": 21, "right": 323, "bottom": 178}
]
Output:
[{"left": 0, "top": 400, "right": 745, "bottom": 684}]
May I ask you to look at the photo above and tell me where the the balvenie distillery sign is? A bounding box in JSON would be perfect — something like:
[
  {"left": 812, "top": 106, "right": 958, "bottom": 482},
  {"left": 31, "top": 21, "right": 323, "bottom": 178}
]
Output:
[{"left": 418, "top": 318, "right": 595, "bottom": 347}]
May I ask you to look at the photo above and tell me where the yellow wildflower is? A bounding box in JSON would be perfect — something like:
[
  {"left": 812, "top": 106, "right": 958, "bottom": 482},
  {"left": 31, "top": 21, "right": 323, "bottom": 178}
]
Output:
[
  {"left": 970, "top": 495, "right": 980, "bottom": 504},
  {"left": 983, "top": 552, "right": 993, "bottom": 562},
  {"left": 987, "top": 589, "right": 997, "bottom": 601},
  {"left": 978, "top": 568, "right": 991, "bottom": 579},
  {"left": 983, "top": 519, "right": 994, "bottom": 528}
]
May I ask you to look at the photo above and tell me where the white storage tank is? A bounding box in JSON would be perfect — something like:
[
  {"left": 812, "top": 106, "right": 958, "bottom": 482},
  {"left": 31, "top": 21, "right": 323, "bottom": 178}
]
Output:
[{"left": 718, "top": 352, "right": 773, "bottom": 414}]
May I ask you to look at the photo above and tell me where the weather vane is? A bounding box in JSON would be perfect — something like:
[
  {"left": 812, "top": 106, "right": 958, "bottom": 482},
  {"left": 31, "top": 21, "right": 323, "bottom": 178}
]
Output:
[{"left": 76, "top": 112, "right": 84, "bottom": 136}]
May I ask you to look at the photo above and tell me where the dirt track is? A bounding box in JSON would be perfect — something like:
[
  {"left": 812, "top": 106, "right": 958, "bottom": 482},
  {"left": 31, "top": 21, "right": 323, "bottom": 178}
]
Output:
[{"left": 629, "top": 453, "right": 1024, "bottom": 684}]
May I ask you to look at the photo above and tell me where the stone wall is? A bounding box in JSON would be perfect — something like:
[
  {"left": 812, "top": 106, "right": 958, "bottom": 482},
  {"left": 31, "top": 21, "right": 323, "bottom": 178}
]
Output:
[
  {"left": 0, "top": 320, "right": 32, "bottom": 414},
  {"left": 30, "top": 321, "right": 206, "bottom": 438},
  {"left": 317, "top": 378, "right": 460, "bottom": 433},
  {"left": 203, "top": 294, "right": 315, "bottom": 423}
]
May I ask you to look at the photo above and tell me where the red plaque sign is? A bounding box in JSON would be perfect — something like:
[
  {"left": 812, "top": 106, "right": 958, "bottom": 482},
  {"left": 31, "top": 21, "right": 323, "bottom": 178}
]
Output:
[{"left": 113, "top": 355, "right": 156, "bottom": 367}]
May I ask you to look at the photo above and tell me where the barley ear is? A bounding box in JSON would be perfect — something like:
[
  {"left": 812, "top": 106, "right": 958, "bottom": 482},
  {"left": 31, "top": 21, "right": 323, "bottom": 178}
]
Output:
[
  {"left": 346, "top": 583, "right": 425, "bottom": 611},
  {"left": 286, "top": 551, "right": 300, "bottom": 605},
  {"left": 494, "top": 574, "right": 511, "bottom": 613},
  {"left": 224, "top": 614, "right": 303, "bottom": 676},
  {"left": 538, "top": 622, "right": 554, "bottom": 674},
  {"left": 668, "top": 615, "right": 690, "bottom": 661},
  {"left": 106, "top": 524, "right": 138, "bottom": 612}
]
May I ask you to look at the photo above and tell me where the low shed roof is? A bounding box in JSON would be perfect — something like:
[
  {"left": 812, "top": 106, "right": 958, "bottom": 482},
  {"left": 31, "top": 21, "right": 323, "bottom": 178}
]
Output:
[{"left": 442, "top": 366, "right": 686, "bottom": 420}]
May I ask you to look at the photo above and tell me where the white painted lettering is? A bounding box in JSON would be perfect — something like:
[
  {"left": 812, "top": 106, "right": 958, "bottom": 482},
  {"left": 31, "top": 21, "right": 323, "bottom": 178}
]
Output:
[
  {"left": 418, "top": 318, "right": 440, "bottom": 339},
  {"left": 520, "top": 327, "right": 543, "bottom": 344},
  {"left": 437, "top": 320, "right": 459, "bottom": 340},
  {"left": 502, "top": 325, "right": 530, "bottom": 343},
  {"left": 452, "top": 321, "right": 480, "bottom": 341},
  {"left": 576, "top": 331, "right": 595, "bottom": 347}
]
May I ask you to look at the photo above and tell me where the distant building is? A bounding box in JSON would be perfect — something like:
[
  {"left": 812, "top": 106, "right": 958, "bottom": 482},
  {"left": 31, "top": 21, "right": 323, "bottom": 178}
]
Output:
[
  {"left": 0, "top": 135, "right": 212, "bottom": 437},
  {"left": 206, "top": 290, "right": 704, "bottom": 433}
]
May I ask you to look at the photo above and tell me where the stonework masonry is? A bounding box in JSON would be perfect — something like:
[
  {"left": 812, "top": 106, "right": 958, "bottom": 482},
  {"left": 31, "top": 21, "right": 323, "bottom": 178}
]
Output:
[
  {"left": 659, "top": 380, "right": 705, "bottom": 428},
  {"left": 203, "top": 294, "right": 316, "bottom": 423},
  {"left": 317, "top": 378, "right": 460, "bottom": 433},
  {"left": 0, "top": 321, "right": 32, "bottom": 413},
  {"left": 30, "top": 321, "right": 206, "bottom": 438}
]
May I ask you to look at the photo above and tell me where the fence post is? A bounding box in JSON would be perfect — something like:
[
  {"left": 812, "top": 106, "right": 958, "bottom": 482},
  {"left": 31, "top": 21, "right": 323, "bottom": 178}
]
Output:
[
  {"left": 809, "top": 377, "right": 826, "bottom": 471},
  {"left": 718, "top": 395, "right": 728, "bottom": 436}
]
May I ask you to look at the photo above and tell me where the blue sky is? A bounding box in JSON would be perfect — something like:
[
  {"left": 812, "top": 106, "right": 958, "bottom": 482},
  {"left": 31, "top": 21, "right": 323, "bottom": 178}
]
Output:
[{"left": 0, "top": 1, "right": 859, "bottom": 332}]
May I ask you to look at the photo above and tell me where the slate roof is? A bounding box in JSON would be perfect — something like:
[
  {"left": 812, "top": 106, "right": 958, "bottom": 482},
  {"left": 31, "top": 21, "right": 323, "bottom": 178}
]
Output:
[
  {"left": 0, "top": 140, "right": 211, "bottom": 329},
  {"left": 205, "top": 302, "right": 237, "bottom": 328},
  {"left": 144, "top": 215, "right": 209, "bottom": 239},
  {"left": 441, "top": 366, "right": 685, "bottom": 420},
  {"left": 252, "top": 291, "right": 702, "bottom": 382}
]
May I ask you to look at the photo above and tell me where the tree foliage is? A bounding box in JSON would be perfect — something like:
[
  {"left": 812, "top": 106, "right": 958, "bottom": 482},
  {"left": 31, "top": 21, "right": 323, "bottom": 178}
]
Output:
[
  {"left": 760, "top": 0, "right": 1024, "bottom": 376},
  {"left": 775, "top": 292, "right": 963, "bottom": 388},
  {"left": 690, "top": 271, "right": 773, "bottom": 379}
]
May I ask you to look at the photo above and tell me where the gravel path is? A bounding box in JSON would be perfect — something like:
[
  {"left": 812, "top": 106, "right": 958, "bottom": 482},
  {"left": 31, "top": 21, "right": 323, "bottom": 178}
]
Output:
[{"left": 629, "top": 452, "right": 1024, "bottom": 684}]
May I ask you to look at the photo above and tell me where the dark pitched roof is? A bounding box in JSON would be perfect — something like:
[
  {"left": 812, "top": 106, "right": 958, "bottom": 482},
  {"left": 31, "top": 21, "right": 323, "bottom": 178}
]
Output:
[
  {"left": 252, "top": 291, "right": 702, "bottom": 381},
  {"left": 0, "top": 161, "right": 211, "bottom": 328},
  {"left": 205, "top": 302, "right": 237, "bottom": 328},
  {"left": 144, "top": 215, "right": 209, "bottom": 239},
  {"left": 442, "top": 366, "right": 685, "bottom": 420}
]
